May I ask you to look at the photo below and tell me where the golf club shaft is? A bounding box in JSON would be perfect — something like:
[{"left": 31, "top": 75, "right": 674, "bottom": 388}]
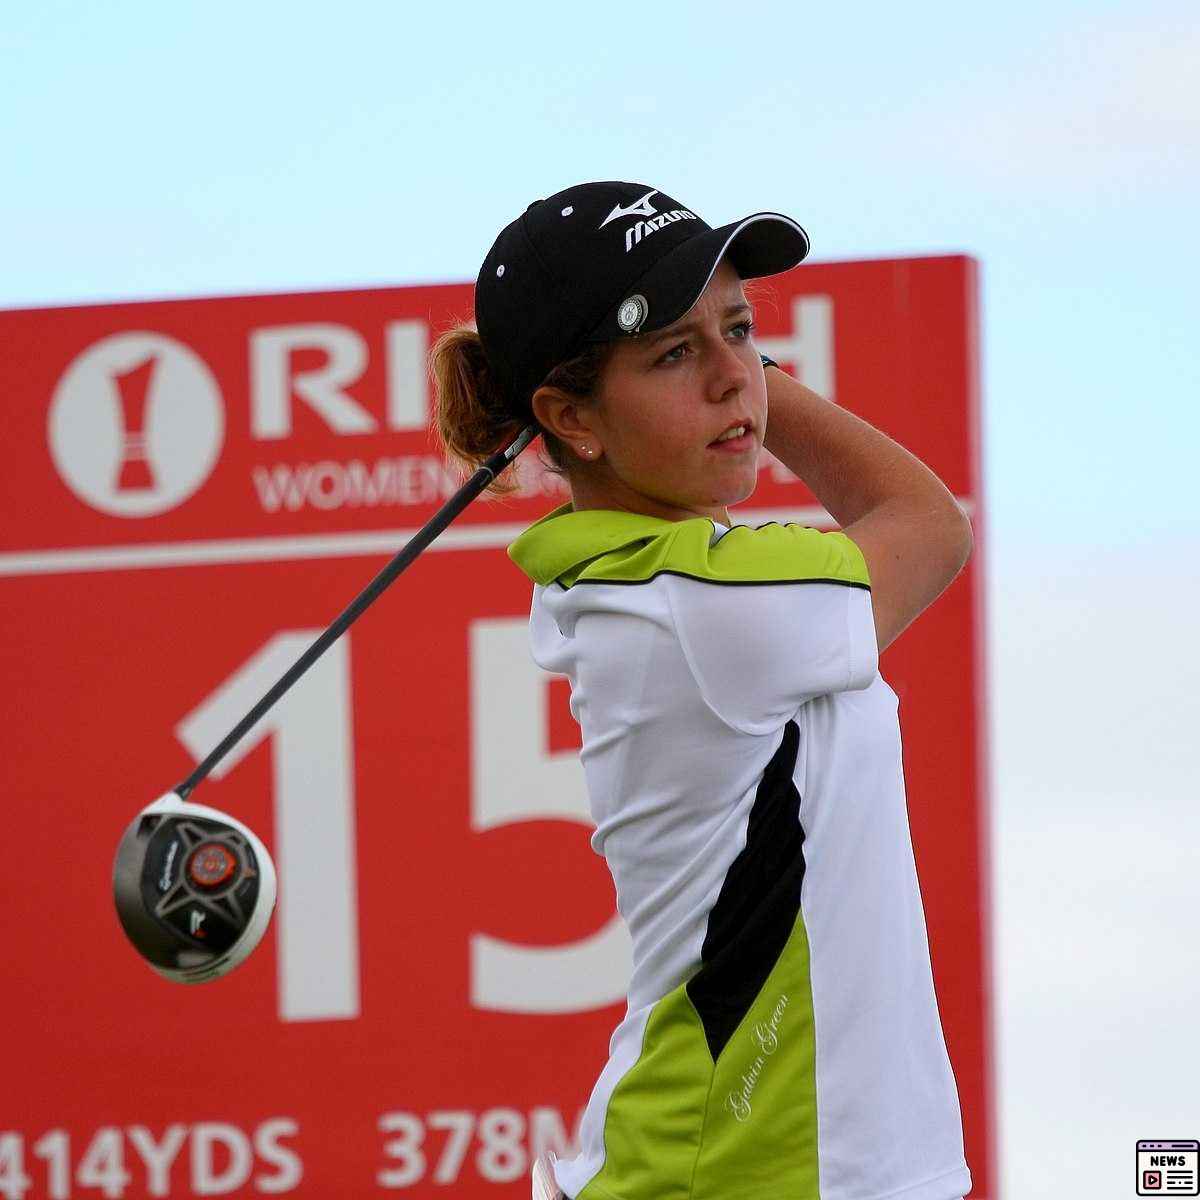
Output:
[{"left": 174, "top": 424, "right": 540, "bottom": 801}]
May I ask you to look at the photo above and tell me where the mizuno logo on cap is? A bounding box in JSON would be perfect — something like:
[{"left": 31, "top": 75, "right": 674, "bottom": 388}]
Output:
[
  {"left": 598, "top": 190, "right": 659, "bottom": 229},
  {"left": 623, "top": 209, "right": 698, "bottom": 252}
]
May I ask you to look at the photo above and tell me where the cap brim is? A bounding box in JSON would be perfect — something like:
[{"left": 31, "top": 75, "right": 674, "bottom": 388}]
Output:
[{"left": 587, "top": 212, "right": 810, "bottom": 340}]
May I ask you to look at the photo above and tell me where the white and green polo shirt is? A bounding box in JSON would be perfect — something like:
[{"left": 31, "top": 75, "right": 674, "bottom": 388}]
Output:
[{"left": 507, "top": 502, "right": 971, "bottom": 1200}]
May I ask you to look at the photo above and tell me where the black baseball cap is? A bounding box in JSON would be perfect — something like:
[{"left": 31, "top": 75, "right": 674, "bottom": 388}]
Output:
[{"left": 474, "top": 181, "right": 809, "bottom": 420}]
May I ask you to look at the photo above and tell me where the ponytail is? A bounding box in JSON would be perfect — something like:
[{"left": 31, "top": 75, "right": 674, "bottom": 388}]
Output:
[{"left": 429, "top": 323, "right": 613, "bottom": 500}]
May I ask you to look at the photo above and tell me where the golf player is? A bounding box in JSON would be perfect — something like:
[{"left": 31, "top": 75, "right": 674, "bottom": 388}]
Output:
[{"left": 431, "top": 181, "right": 974, "bottom": 1200}]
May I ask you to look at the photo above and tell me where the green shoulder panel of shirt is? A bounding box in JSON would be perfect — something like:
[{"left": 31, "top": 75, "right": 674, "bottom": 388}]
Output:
[{"left": 506, "top": 502, "right": 871, "bottom": 591}]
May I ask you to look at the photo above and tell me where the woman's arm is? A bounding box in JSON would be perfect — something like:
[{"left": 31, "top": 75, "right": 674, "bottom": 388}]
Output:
[{"left": 760, "top": 365, "right": 973, "bottom": 655}]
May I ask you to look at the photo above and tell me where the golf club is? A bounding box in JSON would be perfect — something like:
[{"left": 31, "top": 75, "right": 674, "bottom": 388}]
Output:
[{"left": 113, "top": 424, "right": 539, "bottom": 983}]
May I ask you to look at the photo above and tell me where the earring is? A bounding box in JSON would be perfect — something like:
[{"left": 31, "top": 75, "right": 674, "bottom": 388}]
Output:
[{"left": 580, "top": 444, "right": 594, "bottom": 458}]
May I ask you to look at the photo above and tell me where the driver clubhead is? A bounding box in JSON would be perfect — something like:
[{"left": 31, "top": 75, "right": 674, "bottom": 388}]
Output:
[{"left": 113, "top": 791, "right": 278, "bottom": 984}]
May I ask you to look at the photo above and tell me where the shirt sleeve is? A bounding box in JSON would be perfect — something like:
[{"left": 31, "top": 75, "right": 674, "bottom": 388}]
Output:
[{"left": 663, "top": 523, "right": 878, "bottom": 736}]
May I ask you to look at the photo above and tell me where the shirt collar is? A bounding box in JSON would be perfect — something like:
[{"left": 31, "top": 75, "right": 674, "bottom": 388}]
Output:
[{"left": 508, "top": 503, "right": 725, "bottom": 586}]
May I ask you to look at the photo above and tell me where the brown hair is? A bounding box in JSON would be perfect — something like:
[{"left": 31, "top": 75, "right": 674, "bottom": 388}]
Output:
[
  {"left": 429, "top": 278, "right": 775, "bottom": 501},
  {"left": 429, "top": 324, "right": 615, "bottom": 500}
]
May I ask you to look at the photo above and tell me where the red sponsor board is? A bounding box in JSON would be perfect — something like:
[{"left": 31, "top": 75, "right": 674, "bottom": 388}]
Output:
[{"left": 0, "top": 256, "right": 994, "bottom": 1198}]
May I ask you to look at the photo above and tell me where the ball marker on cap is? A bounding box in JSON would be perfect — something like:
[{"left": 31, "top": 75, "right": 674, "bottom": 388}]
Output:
[{"left": 617, "top": 294, "right": 648, "bottom": 334}]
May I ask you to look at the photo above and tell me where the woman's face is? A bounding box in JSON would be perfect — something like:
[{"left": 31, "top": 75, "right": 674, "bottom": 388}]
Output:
[{"left": 534, "top": 258, "right": 767, "bottom": 526}]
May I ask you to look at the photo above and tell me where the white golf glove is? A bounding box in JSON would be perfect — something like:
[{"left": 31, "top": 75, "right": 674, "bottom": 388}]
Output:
[{"left": 531, "top": 1150, "right": 563, "bottom": 1200}]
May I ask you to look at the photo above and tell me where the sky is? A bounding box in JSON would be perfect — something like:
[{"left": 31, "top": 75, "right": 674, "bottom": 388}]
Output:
[{"left": 3, "top": 2, "right": 1198, "bottom": 1195}]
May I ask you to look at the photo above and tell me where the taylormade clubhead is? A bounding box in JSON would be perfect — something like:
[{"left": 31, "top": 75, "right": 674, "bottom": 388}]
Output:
[{"left": 113, "top": 791, "right": 278, "bottom": 984}]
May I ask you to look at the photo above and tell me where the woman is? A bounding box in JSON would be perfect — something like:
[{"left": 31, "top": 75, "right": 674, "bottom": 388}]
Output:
[{"left": 431, "top": 181, "right": 974, "bottom": 1200}]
